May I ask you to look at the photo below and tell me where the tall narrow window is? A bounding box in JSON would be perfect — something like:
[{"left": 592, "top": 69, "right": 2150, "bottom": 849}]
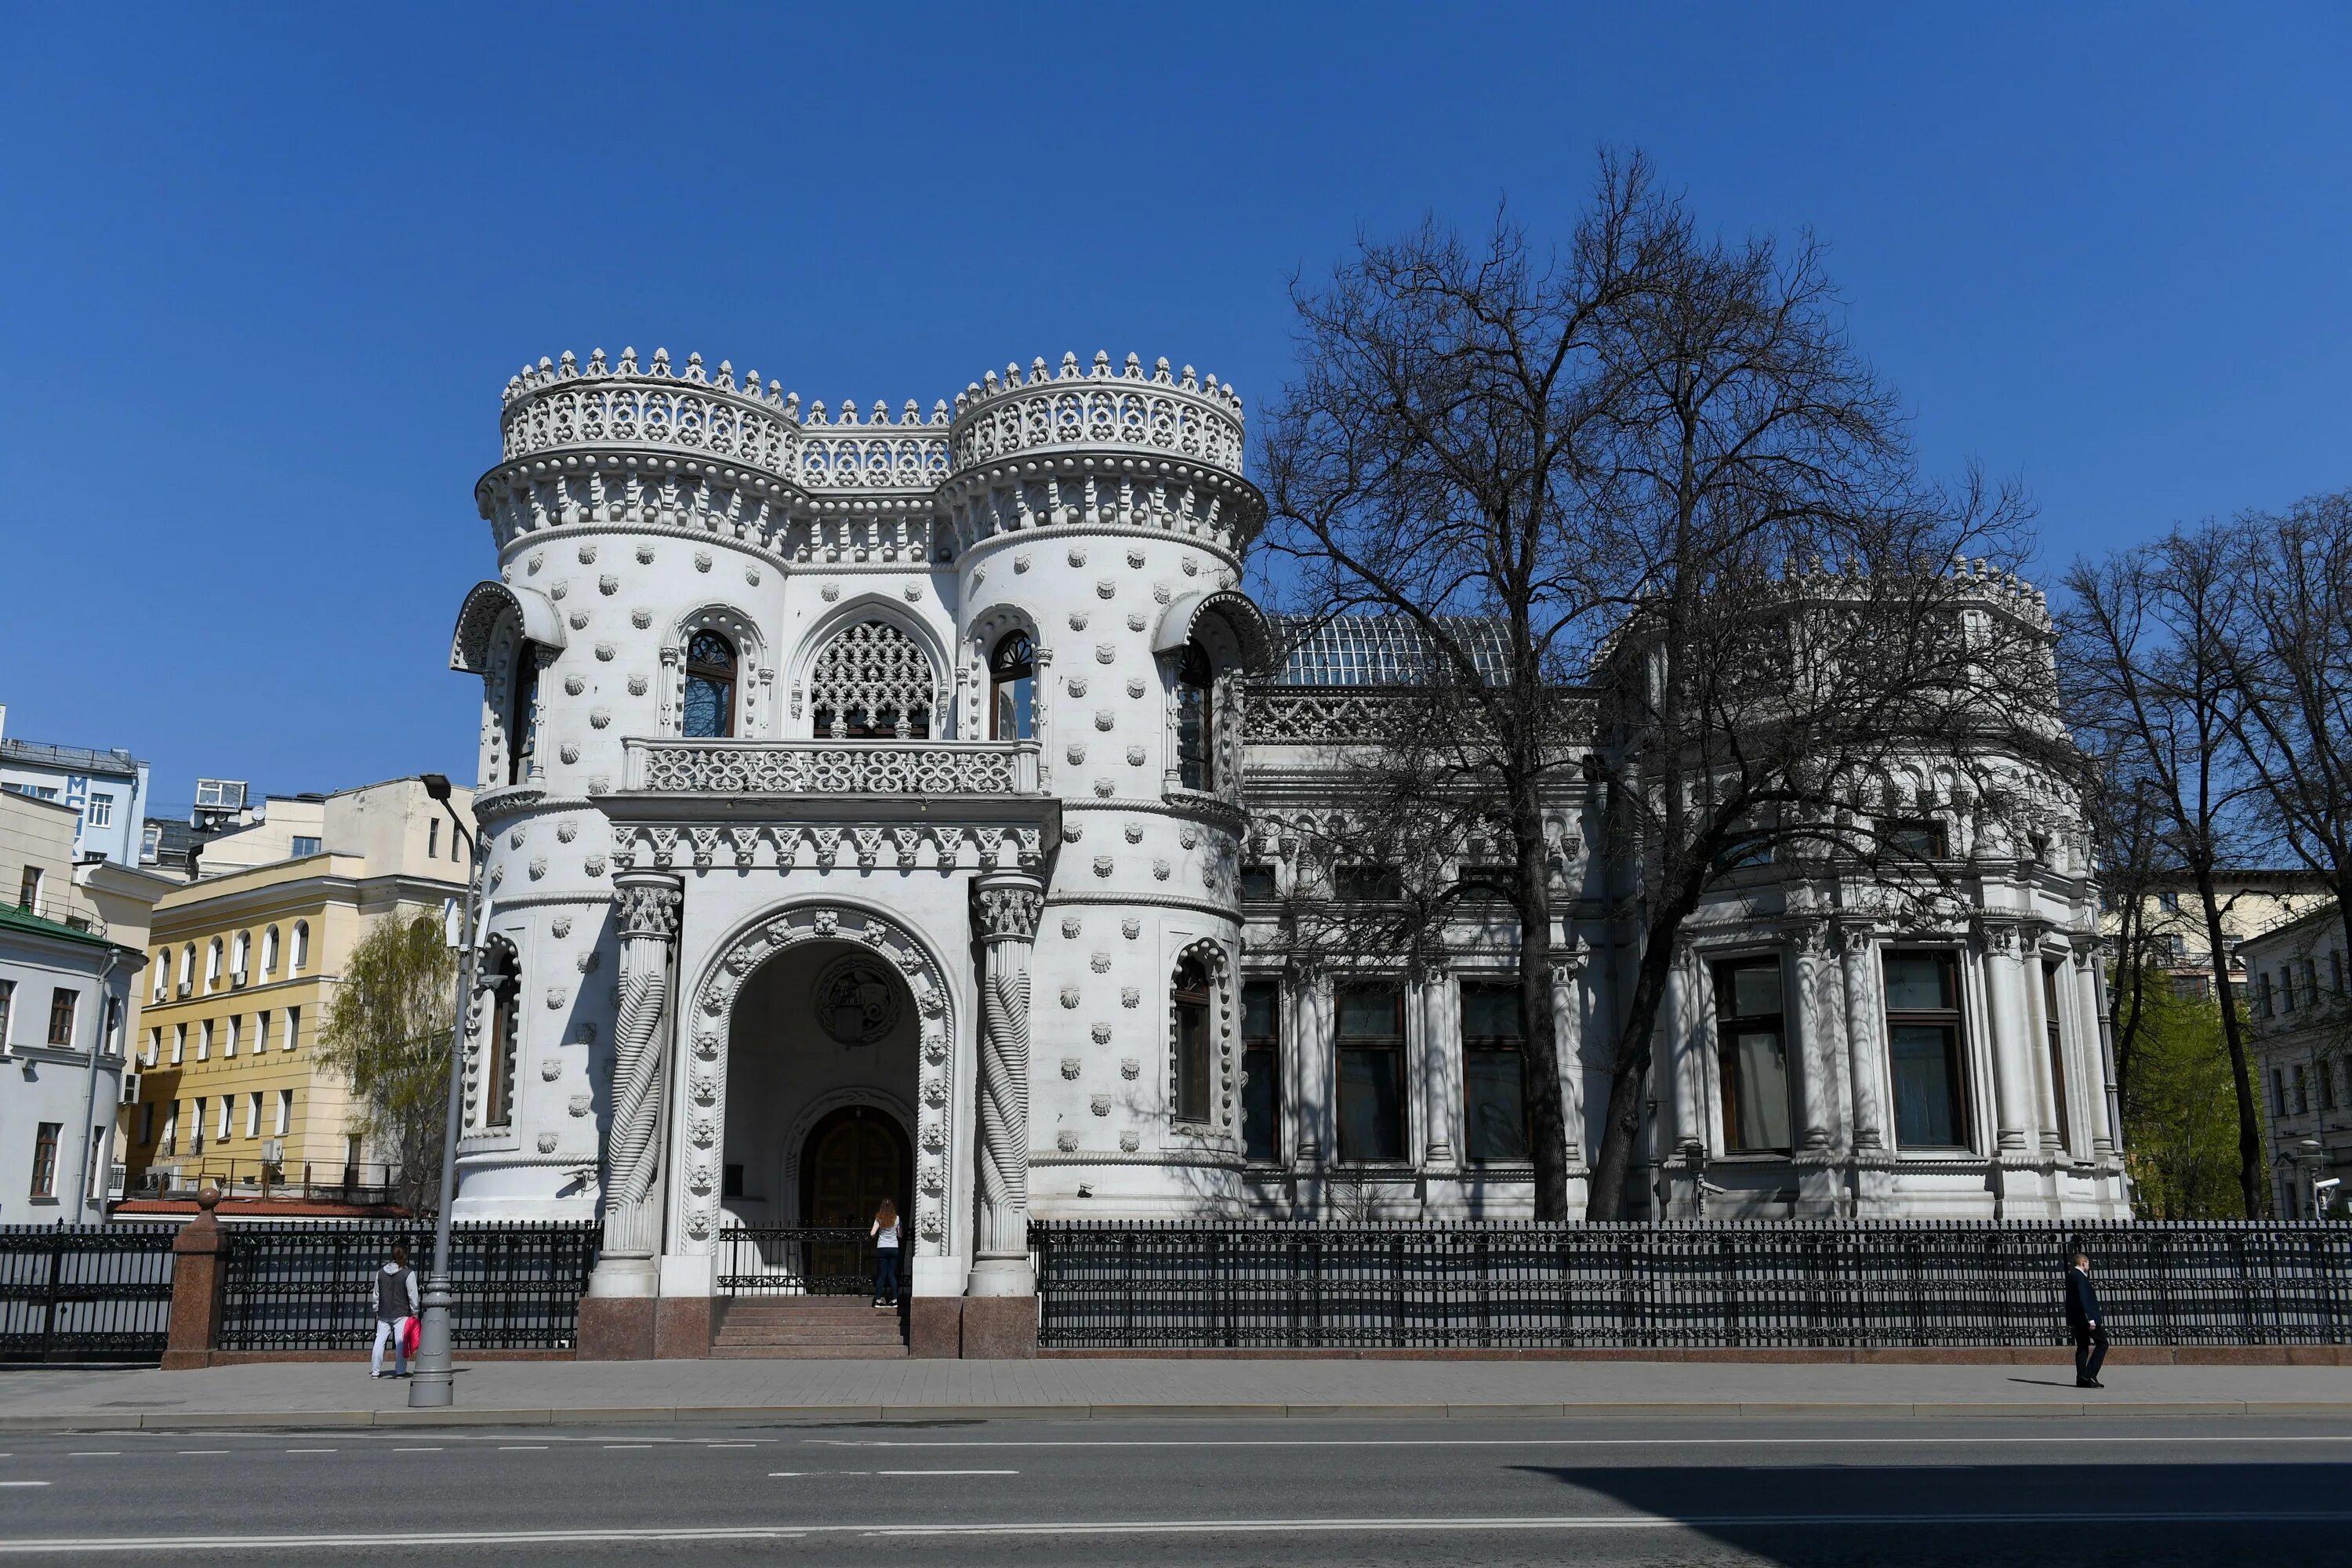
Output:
[
  {"left": 171, "top": 1023, "right": 185, "bottom": 1065},
  {"left": 0, "top": 980, "right": 13, "bottom": 1049},
  {"left": 480, "top": 939, "right": 521, "bottom": 1129},
  {"left": 292, "top": 922, "right": 309, "bottom": 972},
  {"left": 1175, "top": 642, "right": 1214, "bottom": 790},
  {"left": 231, "top": 931, "right": 249, "bottom": 979},
  {"left": 191, "top": 1097, "right": 206, "bottom": 1152},
  {"left": 1713, "top": 958, "right": 1792, "bottom": 1153},
  {"left": 2041, "top": 961, "right": 2072, "bottom": 1149},
  {"left": 29, "top": 1123, "right": 60, "bottom": 1199},
  {"left": 46, "top": 989, "right": 76, "bottom": 1049},
  {"left": 223, "top": 1014, "right": 238, "bottom": 1058},
  {"left": 162, "top": 1102, "right": 178, "bottom": 1153},
  {"left": 179, "top": 944, "right": 194, "bottom": 993},
  {"left": 245, "top": 1092, "right": 261, "bottom": 1138},
  {"left": 140, "top": 1102, "right": 155, "bottom": 1146},
  {"left": 252, "top": 1011, "right": 270, "bottom": 1054},
  {"left": 216, "top": 1097, "right": 231, "bottom": 1142},
  {"left": 205, "top": 939, "right": 222, "bottom": 989},
  {"left": 989, "top": 630, "right": 1036, "bottom": 740},
  {"left": 1171, "top": 957, "right": 1213, "bottom": 1123},
  {"left": 153, "top": 951, "right": 169, "bottom": 1002},
  {"left": 1335, "top": 982, "right": 1406, "bottom": 1163},
  {"left": 427, "top": 818, "right": 440, "bottom": 859},
  {"left": 275, "top": 1089, "right": 292, "bottom": 1137},
  {"left": 683, "top": 630, "right": 738, "bottom": 739},
  {"left": 262, "top": 925, "right": 279, "bottom": 976},
  {"left": 2294, "top": 1064, "right": 2310, "bottom": 1115},
  {"left": 1461, "top": 982, "right": 1532, "bottom": 1163},
  {"left": 198, "top": 1020, "right": 212, "bottom": 1061},
  {"left": 284, "top": 1004, "right": 300, "bottom": 1049},
  {"left": 18, "top": 866, "right": 41, "bottom": 909},
  {"left": 1883, "top": 951, "right": 1969, "bottom": 1149},
  {"left": 1240, "top": 980, "right": 1281, "bottom": 1163},
  {"left": 145, "top": 1028, "right": 160, "bottom": 1067},
  {"left": 506, "top": 647, "right": 540, "bottom": 784}
]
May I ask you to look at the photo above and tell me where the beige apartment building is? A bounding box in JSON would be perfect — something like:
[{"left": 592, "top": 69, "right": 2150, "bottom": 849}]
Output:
[
  {"left": 120, "top": 776, "right": 474, "bottom": 1207},
  {"left": 2117, "top": 869, "right": 2335, "bottom": 1003}
]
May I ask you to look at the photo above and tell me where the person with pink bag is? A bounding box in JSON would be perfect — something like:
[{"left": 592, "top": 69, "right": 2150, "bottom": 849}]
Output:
[{"left": 371, "top": 1240, "right": 420, "bottom": 1378}]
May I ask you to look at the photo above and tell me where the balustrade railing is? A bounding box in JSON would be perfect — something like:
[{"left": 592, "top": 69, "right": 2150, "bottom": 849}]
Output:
[
  {"left": 1033, "top": 1220, "right": 2352, "bottom": 1351},
  {"left": 718, "top": 1226, "right": 879, "bottom": 1297},
  {"left": 626, "top": 738, "right": 1040, "bottom": 796}
]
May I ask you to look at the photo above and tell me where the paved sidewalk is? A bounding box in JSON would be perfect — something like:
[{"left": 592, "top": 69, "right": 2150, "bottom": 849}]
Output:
[{"left": 7, "top": 1359, "right": 2352, "bottom": 1431}]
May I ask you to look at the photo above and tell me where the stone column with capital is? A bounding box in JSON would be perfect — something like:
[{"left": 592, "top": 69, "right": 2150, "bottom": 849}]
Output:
[
  {"left": 579, "top": 872, "right": 682, "bottom": 1360},
  {"left": 1983, "top": 924, "right": 2036, "bottom": 1156},
  {"left": 967, "top": 870, "right": 1042, "bottom": 1302},
  {"left": 2072, "top": 946, "right": 2118, "bottom": 1161},
  {"left": 1791, "top": 922, "right": 1840, "bottom": 1155},
  {"left": 1548, "top": 945, "right": 1586, "bottom": 1171},
  {"left": 591, "top": 873, "right": 682, "bottom": 1290},
  {"left": 1835, "top": 922, "right": 1887, "bottom": 1150}
]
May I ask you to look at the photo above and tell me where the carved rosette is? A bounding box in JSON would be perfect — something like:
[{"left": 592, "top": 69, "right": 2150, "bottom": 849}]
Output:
[
  {"left": 681, "top": 903, "right": 956, "bottom": 1256},
  {"left": 972, "top": 874, "right": 1044, "bottom": 1269},
  {"left": 601, "top": 873, "right": 682, "bottom": 1261}
]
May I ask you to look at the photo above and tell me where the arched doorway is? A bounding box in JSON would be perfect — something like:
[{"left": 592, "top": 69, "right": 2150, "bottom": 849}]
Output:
[{"left": 800, "top": 1105, "right": 913, "bottom": 1230}]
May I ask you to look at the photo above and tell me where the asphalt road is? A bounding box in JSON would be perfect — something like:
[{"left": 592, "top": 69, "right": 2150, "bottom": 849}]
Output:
[{"left": 5, "top": 1414, "right": 2352, "bottom": 1566}]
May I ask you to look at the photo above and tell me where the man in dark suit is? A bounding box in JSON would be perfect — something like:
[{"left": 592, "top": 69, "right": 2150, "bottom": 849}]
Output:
[{"left": 2066, "top": 1250, "right": 2107, "bottom": 1388}]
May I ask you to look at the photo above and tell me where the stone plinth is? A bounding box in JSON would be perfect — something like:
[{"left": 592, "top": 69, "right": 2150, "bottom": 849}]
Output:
[
  {"left": 162, "top": 1187, "right": 228, "bottom": 1370},
  {"left": 576, "top": 1296, "right": 657, "bottom": 1361},
  {"left": 909, "top": 1297, "right": 964, "bottom": 1359},
  {"left": 654, "top": 1295, "right": 713, "bottom": 1359},
  {"left": 959, "top": 1294, "right": 1036, "bottom": 1359}
]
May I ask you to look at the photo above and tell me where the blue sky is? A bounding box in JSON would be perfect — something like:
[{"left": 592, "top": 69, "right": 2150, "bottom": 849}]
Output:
[{"left": 2, "top": 4, "right": 2346, "bottom": 808}]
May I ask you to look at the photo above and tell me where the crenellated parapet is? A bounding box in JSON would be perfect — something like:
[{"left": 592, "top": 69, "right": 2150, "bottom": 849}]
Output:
[{"left": 479, "top": 345, "right": 1265, "bottom": 566}]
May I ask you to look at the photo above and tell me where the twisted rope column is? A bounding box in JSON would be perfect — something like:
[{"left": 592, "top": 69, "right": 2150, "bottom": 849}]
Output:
[
  {"left": 970, "top": 871, "right": 1042, "bottom": 1297},
  {"left": 597, "top": 873, "right": 682, "bottom": 1276}
]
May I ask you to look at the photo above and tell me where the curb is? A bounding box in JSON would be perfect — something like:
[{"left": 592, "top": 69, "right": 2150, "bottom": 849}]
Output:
[{"left": 8, "top": 1398, "right": 2352, "bottom": 1433}]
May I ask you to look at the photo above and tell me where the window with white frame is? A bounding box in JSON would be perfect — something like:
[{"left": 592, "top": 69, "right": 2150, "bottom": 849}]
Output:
[
  {"left": 231, "top": 931, "right": 249, "bottom": 979},
  {"left": 245, "top": 1092, "right": 260, "bottom": 1138},
  {"left": 85, "top": 793, "right": 113, "bottom": 829},
  {"left": 292, "top": 922, "right": 310, "bottom": 971},
  {"left": 252, "top": 1011, "right": 269, "bottom": 1054},
  {"left": 215, "top": 1097, "right": 231, "bottom": 1141},
  {"left": 205, "top": 938, "right": 222, "bottom": 989},
  {"left": 171, "top": 1023, "right": 185, "bottom": 1065},
  {"left": 224, "top": 1014, "right": 238, "bottom": 1058},
  {"left": 274, "top": 1089, "right": 292, "bottom": 1138},
  {"left": 262, "top": 925, "right": 279, "bottom": 975}
]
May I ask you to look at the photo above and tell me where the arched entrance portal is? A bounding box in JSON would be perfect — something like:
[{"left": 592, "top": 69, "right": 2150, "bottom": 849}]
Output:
[
  {"left": 721, "top": 937, "right": 920, "bottom": 1264},
  {"left": 800, "top": 1105, "right": 913, "bottom": 1230}
]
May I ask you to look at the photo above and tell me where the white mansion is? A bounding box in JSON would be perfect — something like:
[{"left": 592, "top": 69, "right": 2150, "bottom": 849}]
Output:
[{"left": 446, "top": 347, "right": 2126, "bottom": 1352}]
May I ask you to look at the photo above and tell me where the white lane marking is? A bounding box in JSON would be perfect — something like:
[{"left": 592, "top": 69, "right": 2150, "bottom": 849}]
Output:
[
  {"left": 874, "top": 1468, "right": 1020, "bottom": 1476},
  {"left": 0, "top": 1482, "right": 51, "bottom": 1488},
  {"left": 176, "top": 1450, "right": 228, "bottom": 1457},
  {"left": 285, "top": 1449, "right": 336, "bottom": 1454},
  {"left": 496, "top": 1445, "right": 548, "bottom": 1452},
  {"left": 808, "top": 1433, "right": 2352, "bottom": 1449},
  {"left": 390, "top": 1446, "right": 441, "bottom": 1454},
  {"left": 706, "top": 1442, "right": 755, "bottom": 1449},
  {"left": 603, "top": 1443, "right": 654, "bottom": 1450},
  {"left": 65, "top": 1453, "right": 119, "bottom": 1458},
  {"left": 11, "top": 1511, "right": 2352, "bottom": 1552}
]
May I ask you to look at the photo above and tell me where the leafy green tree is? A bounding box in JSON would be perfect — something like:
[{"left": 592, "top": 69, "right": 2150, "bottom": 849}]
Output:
[
  {"left": 2118, "top": 970, "right": 2256, "bottom": 1220},
  {"left": 314, "top": 913, "right": 456, "bottom": 1215}
]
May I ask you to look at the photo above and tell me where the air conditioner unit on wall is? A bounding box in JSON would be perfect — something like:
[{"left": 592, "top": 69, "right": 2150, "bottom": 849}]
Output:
[{"left": 261, "top": 1138, "right": 284, "bottom": 1165}]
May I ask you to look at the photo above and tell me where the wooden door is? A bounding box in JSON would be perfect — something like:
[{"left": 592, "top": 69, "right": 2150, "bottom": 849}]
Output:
[{"left": 800, "top": 1108, "right": 909, "bottom": 1292}]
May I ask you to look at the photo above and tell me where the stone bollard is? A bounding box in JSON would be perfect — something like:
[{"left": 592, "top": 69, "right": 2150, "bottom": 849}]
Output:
[{"left": 162, "top": 1185, "right": 229, "bottom": 1370}]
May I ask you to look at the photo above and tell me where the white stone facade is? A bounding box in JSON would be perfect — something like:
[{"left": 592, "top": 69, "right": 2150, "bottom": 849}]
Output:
[{"left": 445, "top": 345, "right": 2125, "bottom": 1311}]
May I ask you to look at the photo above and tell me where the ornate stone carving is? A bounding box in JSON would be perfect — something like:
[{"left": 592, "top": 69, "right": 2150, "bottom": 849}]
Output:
[
  {"left": 600, "top": 873, "right": 681, "bottom": 1265},
  {"left": 632, "top": 739, "right": 1030, "bottom": 796},
  {"left": 808, "top": 620, "right": 935, "bottom": 739}
]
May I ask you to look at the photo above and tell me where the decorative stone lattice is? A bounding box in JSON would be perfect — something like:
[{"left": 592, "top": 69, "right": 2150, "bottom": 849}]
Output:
[{"left": 808, "top": 620, "right": 935, "bottom": 738}]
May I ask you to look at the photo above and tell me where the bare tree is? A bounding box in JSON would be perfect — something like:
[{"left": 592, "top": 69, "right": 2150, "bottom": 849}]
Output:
[
  {"left": 1255, "top": 156, "right": 1670, "bottom": 1219},
  {"left": 1261, "top": 153, "right": 2042, "bottom": 1221},
  {"left": 2062, "top": 530, "right": 2270, "bottom": 1218},
  {"left": 2215, "top": 491, "right": 2352, "bottom": 969}
]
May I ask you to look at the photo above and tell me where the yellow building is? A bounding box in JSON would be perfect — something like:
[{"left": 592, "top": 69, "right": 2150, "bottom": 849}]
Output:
[
  {"left": 121, "top": 776, "right": 474, "bottom": 1206},
  {"left": 2111, "top": 869, "right": 2334, "bottom": 1003}
]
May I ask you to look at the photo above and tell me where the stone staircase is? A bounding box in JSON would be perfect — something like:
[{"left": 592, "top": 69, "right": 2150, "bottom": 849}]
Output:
[{"left": 709, "top": 1296, "right": 909, "bottom": 1359}]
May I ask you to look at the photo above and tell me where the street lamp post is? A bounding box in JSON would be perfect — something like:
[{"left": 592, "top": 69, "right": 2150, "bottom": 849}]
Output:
[{"left": 410, "top": 774, "right": 481, "bottom": 1410}]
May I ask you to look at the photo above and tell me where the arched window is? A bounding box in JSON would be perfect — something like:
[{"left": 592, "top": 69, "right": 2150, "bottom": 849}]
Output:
[
  {"left": 291, "top": 921, "right": 310, "bottom": 973},
  {"left": 262, "top": 925, "right": 280, "bottom": 976},
  {"left": 231, "top": 931, "right": 250, "bottom": 980},
  {"left": 205, "top": 938, "right": 223, "bottom": 989},
  {"left": 1172, "top": 956, "right": 1212, "bottom": 1123},
  {"left": 506, "top": 648, "right": 540, "bottom": 785},
  {"left": 989, "top": 630, "right": 1036, "bottom": 740},
  {"left": 153, "top": 950, "right": 169, "bottom": 1003},
  {"left": 809, "top": 620, "right": 934, "bottom": 739},
  {"left": 683, "top": 630, "right": 738, "bottom": 739},
  {"left": 1175, "top": 641, "right": 1214, "bottom": 790},
  {"left": 179, "top": 944, "right": 195, "bottom": 993}
]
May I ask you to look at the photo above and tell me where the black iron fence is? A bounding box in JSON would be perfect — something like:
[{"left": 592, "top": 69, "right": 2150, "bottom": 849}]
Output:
[
  {"left": 1033, "top": 1221, "right": 2352, "bottom": 1350},
  {"left": 0, "top": 1225, "right": 177, "bottom": 1363},
  {"left": 216, "top": 1221, "right": 598, "bottom": 1352},
  {"left": 718, "top": 1226, "right": 878, "bottom": 1297}
]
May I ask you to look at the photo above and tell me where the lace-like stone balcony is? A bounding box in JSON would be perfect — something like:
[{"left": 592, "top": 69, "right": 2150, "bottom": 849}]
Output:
[{"left": 624, "top": 739, "right": 1043, "bottom": 797}]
